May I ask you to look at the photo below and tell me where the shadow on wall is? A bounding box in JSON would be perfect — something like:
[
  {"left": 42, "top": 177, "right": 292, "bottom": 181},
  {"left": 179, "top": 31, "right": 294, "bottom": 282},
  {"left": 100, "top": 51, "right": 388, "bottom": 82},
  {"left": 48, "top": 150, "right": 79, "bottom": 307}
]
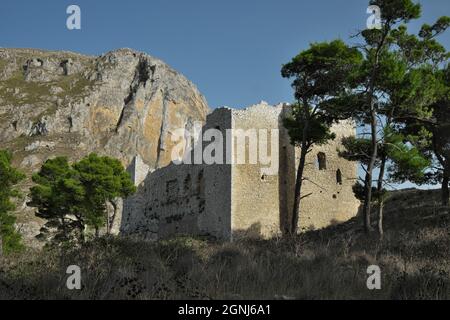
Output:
[
  {"left": 120, "top": 161, "right": 180, "bottom": 238},
  {"left": 121, "top": 157, "right": 210, "bottom": 240},
  {"left": 329, "top": 201, "right": 364, "bottom": 225},
  {"left": 278, "top": 107, "right": 295, "bottom": 235},
  {"left": 233, "top": 223, "right": 263, "bottom": 240}
]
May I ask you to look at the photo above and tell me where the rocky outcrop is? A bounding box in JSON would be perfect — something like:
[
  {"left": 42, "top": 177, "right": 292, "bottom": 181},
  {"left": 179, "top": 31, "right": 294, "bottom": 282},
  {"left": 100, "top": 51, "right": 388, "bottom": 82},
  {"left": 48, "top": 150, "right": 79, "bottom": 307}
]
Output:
[{"left": 0, "top": 48, "right": 209, "bottom": 246}]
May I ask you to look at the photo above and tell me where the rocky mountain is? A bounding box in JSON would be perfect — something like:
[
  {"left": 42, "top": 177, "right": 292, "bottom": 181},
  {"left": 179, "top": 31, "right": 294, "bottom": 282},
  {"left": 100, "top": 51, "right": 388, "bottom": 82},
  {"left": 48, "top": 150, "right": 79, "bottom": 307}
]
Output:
[{"left": 0, "top": 48, "right": 209, "bottom": 245}]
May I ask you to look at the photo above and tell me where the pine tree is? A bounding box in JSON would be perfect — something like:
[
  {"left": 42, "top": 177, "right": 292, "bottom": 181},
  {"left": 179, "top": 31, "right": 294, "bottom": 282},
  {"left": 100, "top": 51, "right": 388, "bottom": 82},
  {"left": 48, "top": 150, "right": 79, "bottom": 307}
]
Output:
[
  {"left": 29, "top": 154, "right": 136, "bottom": 244},
  {"left": 0, "top": 150, "right": 25, "bottom": 255},
  {"left": 331, "top": 1, "right": 448, "bottom": 233},
  {"left": 281, "top": 40, "right": 363, "bottom": 234}
]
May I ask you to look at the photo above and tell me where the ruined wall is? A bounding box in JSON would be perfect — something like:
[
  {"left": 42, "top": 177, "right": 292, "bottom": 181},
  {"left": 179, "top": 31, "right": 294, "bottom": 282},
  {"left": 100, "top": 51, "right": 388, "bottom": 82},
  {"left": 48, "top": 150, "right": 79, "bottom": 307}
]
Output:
[
  {"left": 278, "top": 107, "right": 297, "bottom": 234},
  {"left": 121, "top": 109, "right": 232, "bottom": 240},
  {"left": 121, "top": 102, "right": 360, "bottom": 241},
  {"left": 230, "top": 103, "right": 288, "bottom": 239},
  {"left": 198, "top": 108, "right": 233, "bottom": 240},
  {"left": 229, "top": 102, "right": 359, "bottom": 237},
  {"left": 121, "top": 164, "right": 203, "bottom": 240},
  {"left": 129, "top": 155, "right": 151, "bottom": 186},
  {"left": 296, "top": 120, "right": 360, "bottom": 231}
]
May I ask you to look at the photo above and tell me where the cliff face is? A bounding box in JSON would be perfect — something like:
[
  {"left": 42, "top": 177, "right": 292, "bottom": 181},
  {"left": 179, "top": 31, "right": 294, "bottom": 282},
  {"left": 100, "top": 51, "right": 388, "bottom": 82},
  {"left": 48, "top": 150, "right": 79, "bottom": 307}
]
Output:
[{"left": 0, "top": 48, "right": 209, "bottom": 245}]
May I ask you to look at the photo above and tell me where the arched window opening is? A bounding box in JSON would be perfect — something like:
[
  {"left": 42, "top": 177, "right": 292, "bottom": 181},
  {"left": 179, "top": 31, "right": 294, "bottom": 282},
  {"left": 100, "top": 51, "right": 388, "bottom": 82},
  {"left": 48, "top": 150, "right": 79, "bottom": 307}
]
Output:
[
  {"left": 336, "top": 169, "right": 343, "bottom": 185},
  {"left": 196, "top": 170, "right": 205, "bottom": 196},
  {"left": 317, "top": 152, "right": 327, "bottom": 170}
]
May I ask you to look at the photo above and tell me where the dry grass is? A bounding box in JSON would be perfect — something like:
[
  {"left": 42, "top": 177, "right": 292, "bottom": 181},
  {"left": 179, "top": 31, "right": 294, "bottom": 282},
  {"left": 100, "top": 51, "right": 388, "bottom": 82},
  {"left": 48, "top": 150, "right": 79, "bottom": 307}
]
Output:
[{"left": 1, "top": 190, "right": 449, "bottom": 300}]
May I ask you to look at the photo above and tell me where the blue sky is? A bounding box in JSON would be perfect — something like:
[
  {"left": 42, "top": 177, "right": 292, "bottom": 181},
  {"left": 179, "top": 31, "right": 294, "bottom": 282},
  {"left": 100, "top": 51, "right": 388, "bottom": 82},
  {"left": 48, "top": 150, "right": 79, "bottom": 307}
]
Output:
[
  {"left": 0, "top": 0, "right": 449, "bottom": 190},
  {"left": 1, "top": 0, "right": 448, "bottom": 109}
]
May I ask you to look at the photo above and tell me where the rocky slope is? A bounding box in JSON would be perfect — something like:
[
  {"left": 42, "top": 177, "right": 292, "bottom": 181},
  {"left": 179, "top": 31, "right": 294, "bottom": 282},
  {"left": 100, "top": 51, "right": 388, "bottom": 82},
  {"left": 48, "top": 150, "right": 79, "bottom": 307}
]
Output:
[{"left": 0, "top": 48, "right": 209, "bottom": 245}]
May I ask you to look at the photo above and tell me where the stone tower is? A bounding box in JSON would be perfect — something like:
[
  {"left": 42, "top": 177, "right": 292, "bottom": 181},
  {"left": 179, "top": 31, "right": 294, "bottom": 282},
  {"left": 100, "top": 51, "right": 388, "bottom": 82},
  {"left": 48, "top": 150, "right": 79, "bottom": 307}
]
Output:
[{"left": 121, "top": 102, "right": 360, "bottom": 241}]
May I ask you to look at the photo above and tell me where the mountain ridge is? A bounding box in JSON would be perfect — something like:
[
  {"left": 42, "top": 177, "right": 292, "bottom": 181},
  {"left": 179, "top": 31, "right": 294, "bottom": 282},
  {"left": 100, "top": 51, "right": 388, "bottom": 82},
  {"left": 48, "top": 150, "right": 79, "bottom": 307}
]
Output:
[{"left": 0, "top": 47, "right": 210, "bottom": 245}]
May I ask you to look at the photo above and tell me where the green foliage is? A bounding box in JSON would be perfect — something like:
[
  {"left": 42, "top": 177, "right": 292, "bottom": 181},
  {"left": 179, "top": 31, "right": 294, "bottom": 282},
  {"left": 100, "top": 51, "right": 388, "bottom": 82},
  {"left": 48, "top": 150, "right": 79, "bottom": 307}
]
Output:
[
  {"left": 281, "top": 40, "right": 363, "bottom": 102},
  {"left": 0, "top": 150, "right": 25, "bottom": 255},
  {"left": 352, "top": 182, "right": 369, "bottom": 202},
  {"left": 282, "top": 104, "right": 336, "bottom": 148},
  {"left": 30, "top": 157, "right": 86, "bottom": 243},
  {"left": 340, "top": 136, "right": 381, "bottom": 166},
  {"left": 370, "top": 0, "right": 421, "bottom": 23},
  {"left": 352, "top": 182, "right": 385, "bottom": 203},
  {"left": 385, "top": 130, "right": 431, "bottom": 183},
  {"left": 281, "top": 40, "right": 363, "bottom": 151},
  {"left": 332, "top": 1, "right": 448, "bottom": 220},
  {"left": 419, "top": 16, "right": 450, "bottom": 40},
  {"left": 281, "top": 40, "right": 363, "bottom": 233},
  {"left": 340, "top": 129, "right": 430, "bottom": 186},
  {"left": 401, "top": 64, "right": 450, "bottom": 189},
  {"left": 29, "top": 154, "right": 136, "bottom": 244},
  {"left": 73, "top": 154, "right": 136, "bottom": 231},
  {"left": 429, "top": 66, "right": 450, "bottom": 160}
]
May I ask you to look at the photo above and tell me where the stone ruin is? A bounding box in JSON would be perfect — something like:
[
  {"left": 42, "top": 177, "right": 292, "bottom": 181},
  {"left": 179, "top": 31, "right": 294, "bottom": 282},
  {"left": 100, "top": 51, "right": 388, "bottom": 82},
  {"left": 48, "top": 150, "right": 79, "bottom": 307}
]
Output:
[{"left": 120, "top": 102, "right": 361, "bottom": 241}]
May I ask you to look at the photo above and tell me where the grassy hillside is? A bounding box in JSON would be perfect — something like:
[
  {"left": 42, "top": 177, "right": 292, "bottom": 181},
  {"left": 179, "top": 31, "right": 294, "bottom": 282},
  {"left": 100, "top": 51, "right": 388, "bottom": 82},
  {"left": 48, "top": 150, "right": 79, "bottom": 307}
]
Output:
[{"left": 0, "top": 188, "right": 449, "bottom": 300}]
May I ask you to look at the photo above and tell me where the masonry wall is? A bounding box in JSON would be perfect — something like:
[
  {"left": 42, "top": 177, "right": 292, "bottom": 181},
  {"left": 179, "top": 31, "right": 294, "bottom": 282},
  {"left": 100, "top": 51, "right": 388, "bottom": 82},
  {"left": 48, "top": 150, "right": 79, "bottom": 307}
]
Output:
[
  {"left": 122, "top": 163, "right": 212, "bottom": 240},
  {"left": 296, "top": 120, "right": 360, "bottom": 231},
  {"left": 198, "top": 108, "right": 232, "bottom": 240},
  {"left": 278, "top": 106, "right": 297, "bottom": 234},
  {"left": 121, "top": 109, "right": 233, "bottom": 240},
  {"left": 230, "top": 103, "right": 288, "bottom": 239},
  {"left": 228, "top": 102, "right": 359, "bottom": 238},
  {"left": 121, "top": 102, "right": 360, "bottom": 241}
]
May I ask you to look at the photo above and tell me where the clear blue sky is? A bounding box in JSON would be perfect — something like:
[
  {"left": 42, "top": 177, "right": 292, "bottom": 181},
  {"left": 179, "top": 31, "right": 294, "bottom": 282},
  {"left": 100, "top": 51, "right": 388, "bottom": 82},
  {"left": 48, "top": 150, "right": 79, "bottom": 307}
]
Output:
[{"left": 1, "top": 0, "right": 448, "bottom": 109}]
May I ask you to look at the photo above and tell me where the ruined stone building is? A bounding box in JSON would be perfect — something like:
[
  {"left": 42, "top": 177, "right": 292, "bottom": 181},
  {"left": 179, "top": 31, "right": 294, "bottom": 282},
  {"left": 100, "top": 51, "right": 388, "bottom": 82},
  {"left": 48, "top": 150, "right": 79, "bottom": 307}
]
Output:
[
  {"left": 0, "top": 48, "right": 358, "bottom": 245},
  {"left": 121, "top": 102, "right": 360, "bottom": 241}
]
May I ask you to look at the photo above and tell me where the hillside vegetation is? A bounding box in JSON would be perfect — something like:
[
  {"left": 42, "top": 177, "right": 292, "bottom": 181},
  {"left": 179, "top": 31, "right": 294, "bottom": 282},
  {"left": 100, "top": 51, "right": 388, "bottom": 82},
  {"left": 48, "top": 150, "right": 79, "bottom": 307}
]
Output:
[
  {"left": 0, "top": 188, "right": 448, "bottom": 300},
  {"left": 0, "top": 48, "right": 209, "bottom": 245}
]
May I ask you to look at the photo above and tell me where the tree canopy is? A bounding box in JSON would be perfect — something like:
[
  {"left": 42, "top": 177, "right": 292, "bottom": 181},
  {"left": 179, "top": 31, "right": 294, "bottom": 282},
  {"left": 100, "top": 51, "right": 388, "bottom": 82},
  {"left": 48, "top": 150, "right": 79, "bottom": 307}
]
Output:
[
  {"left": 281, "top": 39, "right": 363, "bottom": 234},
  {"left": 29, "top": 154, "right": 136, "bottom": 244},
  {"left": 0, "top": 150, "right": 25, "bottom": 255}
]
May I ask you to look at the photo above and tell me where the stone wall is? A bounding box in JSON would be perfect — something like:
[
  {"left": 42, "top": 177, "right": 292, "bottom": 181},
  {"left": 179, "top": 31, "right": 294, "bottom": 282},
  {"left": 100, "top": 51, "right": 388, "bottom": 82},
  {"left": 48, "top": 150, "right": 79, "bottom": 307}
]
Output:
[
  {"left": 199, "top": 108, "right": 233, "bottom": 240},
  {"left": 121, "top": 109, "right": 233, "bottom": 240},
  {"left": 121, "top": 102, "right": 360, "bottom": 241},
  {"left": 228, "top": 102, "right": 359, "bottom": 238},
  {"left": 230, "top": 103, "right": 289, "bottom": 239},
  {"left": 297, "top": 120, "right": 361, "bottom": 231}
]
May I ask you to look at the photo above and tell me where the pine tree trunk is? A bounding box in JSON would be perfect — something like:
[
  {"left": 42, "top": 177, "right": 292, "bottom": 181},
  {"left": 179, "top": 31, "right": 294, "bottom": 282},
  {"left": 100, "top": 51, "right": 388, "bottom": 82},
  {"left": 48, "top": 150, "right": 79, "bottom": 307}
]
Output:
[
  {"left": 442, "top": 172, "right": 449, "bottom": 207},
  {"left": 377, "top": 202, "right": 384, "bottom": 238},
  {"left": 61, "top": 217, "right": 68, "bottom": 241},
  {"left": 362, "top": 104, "right": 377, "bottom": 233},
  {"left": 291, "top": 144, "right": 308, "bottom": 234},
  {"left": 75, "top": 218, "right": 85, "bottom": 243},
  {"left": 109, "top": 200, "right": 118, "bottom": 235},
  {"left": 377, "top": 156, "right": 386, "bottom": 239},
  {"left": 106, "top": 209, "right": 110, "bottom": 235},
  {"left": 361, "top": 26, "right": 388, "bottom": 233}
]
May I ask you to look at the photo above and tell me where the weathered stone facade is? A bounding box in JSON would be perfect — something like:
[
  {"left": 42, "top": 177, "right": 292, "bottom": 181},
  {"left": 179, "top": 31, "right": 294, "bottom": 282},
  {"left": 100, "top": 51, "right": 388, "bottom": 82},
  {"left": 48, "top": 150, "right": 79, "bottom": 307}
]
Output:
[
  {"left": 121, "top": 101, "right": 360, "bottom": 241},
  {"left": 0, "top": 48, "right": 358, "bottom": 244}
]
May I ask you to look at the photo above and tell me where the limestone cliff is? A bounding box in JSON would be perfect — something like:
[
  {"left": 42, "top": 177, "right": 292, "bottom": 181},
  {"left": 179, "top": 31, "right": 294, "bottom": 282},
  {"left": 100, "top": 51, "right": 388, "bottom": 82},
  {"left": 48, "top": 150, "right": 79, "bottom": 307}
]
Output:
[{"left": 0, "top": 48, "right": 209, "bottom": 244}]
